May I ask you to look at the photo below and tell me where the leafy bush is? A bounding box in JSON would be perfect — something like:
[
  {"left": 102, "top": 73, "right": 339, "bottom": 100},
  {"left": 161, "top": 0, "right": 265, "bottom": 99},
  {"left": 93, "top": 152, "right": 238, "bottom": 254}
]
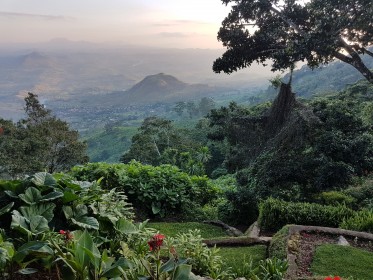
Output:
[
  {"left": 344, "top": 178, "right": 373, "bottom": 210},
  {"left": 340, "top": 209, "right": 373, "bottom": 233},
  {"left": 71, "top": 161, "right": 218, "bottom": 219},
  {"left": 258, "top": 198, "right": 355, "bottom": 232},
  {"left": 0, "top": 172, "right": 134, "bottom": 239},
  {"left": 317, "top": 191, "right": 356, "bottom": 207},
  {"left": 167, "top": 229, "right": 229, "bottom": 279}
]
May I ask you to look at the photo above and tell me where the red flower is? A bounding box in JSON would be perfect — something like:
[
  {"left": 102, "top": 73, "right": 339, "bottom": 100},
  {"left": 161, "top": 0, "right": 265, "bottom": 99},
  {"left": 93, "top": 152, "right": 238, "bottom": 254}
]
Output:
[
  {"left": 324, "top": 277, "right": 341, "bottom": 280},
  {"left": 148, "top": 233, "right": 165, "bottom": 251},
  {"left": 59, "top": 229, "right": 73, "bottom": 241}
]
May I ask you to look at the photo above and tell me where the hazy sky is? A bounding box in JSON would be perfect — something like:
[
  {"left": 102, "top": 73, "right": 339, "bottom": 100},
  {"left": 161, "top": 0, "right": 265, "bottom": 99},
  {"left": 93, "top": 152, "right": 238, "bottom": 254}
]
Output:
[{"left": 0, "top": 0, "right": 232, "bottom": 48}]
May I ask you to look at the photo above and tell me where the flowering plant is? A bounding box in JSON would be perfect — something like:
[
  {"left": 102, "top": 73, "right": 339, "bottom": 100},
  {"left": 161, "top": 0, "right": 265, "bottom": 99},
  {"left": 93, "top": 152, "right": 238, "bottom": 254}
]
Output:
[
  {"left": 325, "top": 276, "right": 341, "bottom": 280},
  {"left": 141, "top": 233, "right": 191, "bottom": 280},
  {"left": 148, "top": 233, "right": 165, "bottom": 252}
]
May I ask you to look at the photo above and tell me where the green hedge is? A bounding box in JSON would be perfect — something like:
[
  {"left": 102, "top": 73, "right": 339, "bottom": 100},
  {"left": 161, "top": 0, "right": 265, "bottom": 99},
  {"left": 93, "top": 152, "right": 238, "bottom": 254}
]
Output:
[
  {"left": 340, "top": 209, "right": 373, "bottom": 233},
  {"left": 258, "top": 198, "right": 355, "bottom": 232},
  {"left": 268, "top": 225, "right": 290, "bottom": 260},
  {"left": 70, "top": 161, "right": 218, "bottom": 218}
]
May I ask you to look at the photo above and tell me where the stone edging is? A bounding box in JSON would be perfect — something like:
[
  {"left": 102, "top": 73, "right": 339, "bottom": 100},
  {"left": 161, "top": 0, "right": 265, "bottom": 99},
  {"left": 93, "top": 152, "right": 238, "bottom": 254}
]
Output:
[
  {"left": 284, "top": 225, "right": 373, "bottom": 279},
  {"left": 203, "top": 236, "right": 270, "bottom": 247}
]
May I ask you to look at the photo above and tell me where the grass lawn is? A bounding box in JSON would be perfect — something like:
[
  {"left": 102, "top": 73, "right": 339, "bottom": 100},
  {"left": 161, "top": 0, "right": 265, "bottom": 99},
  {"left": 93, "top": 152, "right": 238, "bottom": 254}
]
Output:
[
  {"left": 218, "top": 245, "right": 267, "bottom": 272},
  {"left": 311, "top": 244, "right": 373, "bottom": 280},
  {"left": 148, "top": 222, "right": 228, "bottom": 239}
]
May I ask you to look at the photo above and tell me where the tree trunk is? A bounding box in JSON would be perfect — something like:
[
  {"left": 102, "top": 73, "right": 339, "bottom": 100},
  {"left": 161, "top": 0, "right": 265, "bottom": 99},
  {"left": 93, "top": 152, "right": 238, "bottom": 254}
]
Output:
[{"left": 334, "top": 44, "right": 373, "bottom": 84}]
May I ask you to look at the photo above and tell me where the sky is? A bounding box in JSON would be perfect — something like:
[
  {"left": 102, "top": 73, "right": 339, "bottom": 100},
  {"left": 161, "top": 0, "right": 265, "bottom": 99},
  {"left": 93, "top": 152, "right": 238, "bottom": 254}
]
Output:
[{"left": 0, "top": 0, "right": 233, "bottom": 49}]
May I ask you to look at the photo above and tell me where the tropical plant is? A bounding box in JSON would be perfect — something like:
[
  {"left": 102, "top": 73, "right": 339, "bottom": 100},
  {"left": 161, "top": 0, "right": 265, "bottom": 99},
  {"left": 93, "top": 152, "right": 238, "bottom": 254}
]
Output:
[{"left": 52, "top": 230, "right": 132, "bottom": 280}]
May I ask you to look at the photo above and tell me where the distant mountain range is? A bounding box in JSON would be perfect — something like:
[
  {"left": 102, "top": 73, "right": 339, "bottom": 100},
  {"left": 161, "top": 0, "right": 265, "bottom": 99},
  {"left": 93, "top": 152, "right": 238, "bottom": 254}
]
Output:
[{"left": 0, "top": 41, "right": 274, "bottom": 119}]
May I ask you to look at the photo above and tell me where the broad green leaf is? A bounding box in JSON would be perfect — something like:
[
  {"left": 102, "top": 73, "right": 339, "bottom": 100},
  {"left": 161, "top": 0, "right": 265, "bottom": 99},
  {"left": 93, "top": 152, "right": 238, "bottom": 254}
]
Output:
[
  {"left": 11, "top": 210, "right": 31, "bottom": 235},
  {"left": 20, "top": 203, "right": 55, "bottom": 222},
  {"left": 40, "top": 191, "right": 64, "bottom": 202},
  {"left": 173, "top": 264, "right": 192, "bottom": 280},
  {"left": 63, "top": 206, "right": 74, "bottom": 219},
  {"left": 75, "top": 204, "right": 88, "bottom": 217},
  {"left": 115, "top": 219, "right": 138, "bottom": 234},
  {"left": 0, "top": 202, "right": 14, "bottom": 216},
  {"left": 31, "top": 172, "right": 56, "bottom": 187},
  {"left": 72, "top": 216, "right": 99, "bottom": 230},
  {"left": 75, "top": 230, "right": 94, "bottom": 268},
  {"left": 13, "top": 241, "right": 53, "bottom": 263},
  {"left": 4, "top": 190, "right": 18, "bottom": 198},
  {"left": 160, "top": 257, "right": 177, "bottom": 273},
  {"left": 18, "top": 187, "right": 42, "bottom": 205},
  {"left": 62, "top": 191, "right": 79, "bottom": 203},
  {"left": 102, "top": 257, "right": 131, "bottom": 278},
  {"left": 29, "top": 215, "right": 49, "bottom": 234}
]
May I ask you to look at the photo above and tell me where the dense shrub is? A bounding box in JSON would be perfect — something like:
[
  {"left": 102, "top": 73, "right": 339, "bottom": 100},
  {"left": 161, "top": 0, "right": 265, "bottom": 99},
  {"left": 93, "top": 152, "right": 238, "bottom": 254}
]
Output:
[
  {"left": 70, "top": 161, "right": 218, "bottom": 219},
  {"left": 344, "top": 178, "right": 373, "bottom": 210},
  {"left": 258, "top": 198, "right": 355, "bottom": 232},
  {"left": 317, "top": 191, "right": 356, "bottom": 207},
  {"left": 340, "top": 210, "right": 373, "bottom": 233}
]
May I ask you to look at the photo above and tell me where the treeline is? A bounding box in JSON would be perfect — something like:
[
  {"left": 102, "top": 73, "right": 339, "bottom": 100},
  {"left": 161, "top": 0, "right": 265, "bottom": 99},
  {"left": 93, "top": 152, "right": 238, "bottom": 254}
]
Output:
[{"left": 122, "top": 80, "right": 373, "bottom": 224}]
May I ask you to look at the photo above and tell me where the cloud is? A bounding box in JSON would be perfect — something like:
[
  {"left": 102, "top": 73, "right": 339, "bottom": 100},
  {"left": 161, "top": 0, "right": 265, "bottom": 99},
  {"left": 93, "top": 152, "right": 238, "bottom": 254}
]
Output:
[
  {"left": 152, "top": 19, "right": 209, "bottom": 27},
  {"left": 0, "top": 11, "right": 74, "bottom": 21},
  {"left": 157, "top": 32, "right": 190, "bottom": 38}
]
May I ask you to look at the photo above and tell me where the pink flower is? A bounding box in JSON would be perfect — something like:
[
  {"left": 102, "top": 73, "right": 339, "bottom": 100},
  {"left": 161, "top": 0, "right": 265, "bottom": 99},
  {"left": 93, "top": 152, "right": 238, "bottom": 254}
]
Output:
[{"left": 148, "top": 234, "right": 165, "bottom": 251}]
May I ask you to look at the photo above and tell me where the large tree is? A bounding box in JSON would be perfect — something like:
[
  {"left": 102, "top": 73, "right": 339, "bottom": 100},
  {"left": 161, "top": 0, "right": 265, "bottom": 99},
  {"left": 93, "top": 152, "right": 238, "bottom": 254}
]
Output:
[
  {"left": 213, "top": 0, "right": 373, "bottom": 83},
  {"left": 0, "top": 93, "right": 88, "bottom": 177}
]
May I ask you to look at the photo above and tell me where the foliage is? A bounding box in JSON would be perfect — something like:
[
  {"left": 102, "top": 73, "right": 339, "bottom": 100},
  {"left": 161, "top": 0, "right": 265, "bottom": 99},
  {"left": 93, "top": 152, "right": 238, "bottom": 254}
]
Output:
[
  {"left": 311, "top": 244, "right": 373, "bottom": 280},
  {"left": 52, "top": 230, "right": 135, "bottom": 280},
  {"left": 258, "top": 198, "right": 355, "bottom": 232},
  {"left": 316, "top": 191, "right": 356, "bottom": 207},
  {"left": 0, "top": 93, "right": 88, "bottom": 178},
  {"left": 121, "top": 116, "right": 212, "bottom": 176},
  {"left": 340, "top": 210, "right": 373, "bottom": 233},
  {"left": 0, "top": 172, "right": 134, "bottom": 241},
  {"left": 344, "top": 177, "right": 373, "bottom": 210},
  {"left": 173, "top": 98, "right": 216, "bottom": 119},
  {"left": 207, "top": 82, "right": 373, "bottom": 210},
  {"left": 70, "top": 161, "right": 218, "bottom": 219},
  {"left": 268, "top": 225, "right": 290, "bottom": 260},
  {"left": 168, "top": 230, "right": 228, "bottom": 279},
  {"left": 214, "top": 0, "right": 373, "bottom": 83},
  {"left": 0, "top": 230, "right": 14, "bottom": 276}
]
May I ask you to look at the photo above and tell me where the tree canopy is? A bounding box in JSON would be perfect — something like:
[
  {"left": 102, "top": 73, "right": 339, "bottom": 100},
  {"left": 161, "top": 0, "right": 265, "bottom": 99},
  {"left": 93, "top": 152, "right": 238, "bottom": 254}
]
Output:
[
  {"left": 213, "top": 0, "right": 373, "bottom": 83},
  {"left": 0, "top": 93, "right": 88, "bottom": 177}
]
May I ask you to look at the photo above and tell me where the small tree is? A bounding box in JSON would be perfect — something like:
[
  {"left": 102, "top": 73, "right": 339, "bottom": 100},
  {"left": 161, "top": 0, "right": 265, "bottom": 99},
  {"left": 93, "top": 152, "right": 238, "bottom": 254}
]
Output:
[{"left": 214, "top": 0, "right": 373, "bottom": 83}]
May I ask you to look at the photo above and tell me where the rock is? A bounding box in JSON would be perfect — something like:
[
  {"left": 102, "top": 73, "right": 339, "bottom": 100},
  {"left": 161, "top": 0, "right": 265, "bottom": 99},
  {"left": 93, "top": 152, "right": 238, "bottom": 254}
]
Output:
[
  {"left": 245, "top": 221, "right": 260, "bottom": 238},
  {"left": 337, "top": 235, "right": 350, "bottom": 246}
]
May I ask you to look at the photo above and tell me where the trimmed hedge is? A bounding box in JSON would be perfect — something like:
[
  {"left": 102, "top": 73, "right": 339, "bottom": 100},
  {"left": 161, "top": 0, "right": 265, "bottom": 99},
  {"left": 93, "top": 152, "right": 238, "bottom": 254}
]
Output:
[{"left": 258, "top": 198, "right": 354, "bottom": 232}]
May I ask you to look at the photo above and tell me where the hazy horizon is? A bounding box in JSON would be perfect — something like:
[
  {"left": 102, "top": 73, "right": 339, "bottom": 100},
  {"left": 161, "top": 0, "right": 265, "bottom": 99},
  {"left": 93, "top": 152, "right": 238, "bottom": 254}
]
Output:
[{"left": 1, "top": 0, "right": 232, "bottom": 49}]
